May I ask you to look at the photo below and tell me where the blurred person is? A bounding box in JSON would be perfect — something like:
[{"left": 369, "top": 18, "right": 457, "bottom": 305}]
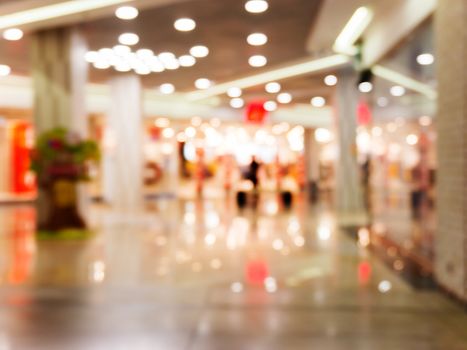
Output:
[
  {"left": 247, "top": 155, "right": 261, "bottom": 191},
  {"left": 410, "top": 157, "right": 429, "bottom": 219}
]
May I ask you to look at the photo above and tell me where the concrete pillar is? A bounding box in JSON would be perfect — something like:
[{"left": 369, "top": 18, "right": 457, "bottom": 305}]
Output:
[
  {"left": 434, "top": 0, "right": 467, "bottom": 301},
  {"left": 334, "top": 68, "right": 367, "bottom": 226},
  {"left": 31, "top": 27, "right": 88, "bottom": 226},
  {"left": 31, "top": 28, "right": 88, "bottom": 134},
  {"left": 103, "top": 75, "right": 143, "bottom": 212}
]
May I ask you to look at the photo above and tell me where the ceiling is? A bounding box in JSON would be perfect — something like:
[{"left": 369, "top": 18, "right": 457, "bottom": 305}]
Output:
[
  {"left": 82, "top": 0, "right": 323, "bottom": 91},
  {"left": 0, "top": 0, "right": 436, "bottom": 116}
]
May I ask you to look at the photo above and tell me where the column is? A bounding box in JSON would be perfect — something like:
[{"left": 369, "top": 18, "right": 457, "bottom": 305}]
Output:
[
  {"left": 434, "top": 0, "right": 467, "bottom": 301},
  {"left": 334, "top": 68, "right": 367, "bottom": 226},
  {"left": 31, "top": 28, "right": 88, "bottom": 226},
  {"left": 103, "top": 75, "right": 143, "bottom": 212},
  {"left": 32, "top": 28, "right": 88, "bottom": 134}
]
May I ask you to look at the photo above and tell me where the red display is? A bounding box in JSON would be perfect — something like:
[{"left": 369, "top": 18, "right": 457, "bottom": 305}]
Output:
[
  {"left": 245, "top": 101, "right": 268, "bottom": 124},
  {"left": 11, "top": 122, "right": 35, "bottom": 194}
]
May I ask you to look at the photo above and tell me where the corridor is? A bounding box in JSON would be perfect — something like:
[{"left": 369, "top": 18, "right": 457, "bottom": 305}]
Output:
[{"left": 0, "top": 197, "right": 466, "bottom": 349}]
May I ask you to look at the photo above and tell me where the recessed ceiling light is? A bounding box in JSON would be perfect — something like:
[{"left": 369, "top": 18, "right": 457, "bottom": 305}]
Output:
[
  {"left": 227, "top": 87, "right": 242, "bottom": 98},
  {"left": 247, "top": 32, "right": 268, "bottom": 46},
  {"left": 311, "top": 96, "right": 326, "bottom": 107},
  {"left": 118, "top": 33, "right": 139, "bottom": 46},
  {"left": 190, "top": 45, "right": 209, "bottom": 58},
  {"left": 0, "top": 64, "right": 11, "bottom": 76},
  {"left": 84, "top": 51, "right": 99, "bottom": 63},
  {"left": 390, "top": 85, "right": 405, "bottom": 97},
  {"left": 265, "top": 82, "right": 281, "bottom": 93},
  {"left": 115, "top": 62, "right": 131, "bottom": 72},
  {"left": 277, "top": 92, "right": 292, "bottom": 104},
  {"left": 324, "top": 74, "right": 337, "bottom": 86},
  {"left": 3, "top": 28, "right": 23, "bottom": 41},
  {"left": 113, "top": 45, "right": 131, "bottom": 55},
  {"left": 174, "top": 18, "right": 196, "bottom": 32},
  {"left": 358, "top": 81, "right": 373, "bottom": 93},
  {"left": 93, "top": 60, "right": 111, "bottom": 70},
  {"left": 249, "top": 55, "right": 267, "bottom": 67},
  {"left": 245, "top": 0, "right": 269, "bottom": 14},
  {"left": 136, "top": 48, "right": 154, "bottom": 59},
  {"left": 160, "top": 83, "right": 175, "bottom": 94},
  {"left": 178, "top": 55, "right": 196, "bottom": 67},
  {"left": 164, "top": 59, "right": 180, "bottom": 70},
  {"left": 264, "top": 101, "right": 277, "bottom": 111},
  {"left": 195, "top": 78, "right": 212, "bottom": 89},
  {"left": 115, "top": 6, "right": 138, "bottom": 20},
  {"left": 230, "top": 98, "right": 244, "bottom": 108},
  {"left": 416, "top": 53, "right": 434, "bottom": 65},
  {"left": 135, "top": 66, "right": 151, "bottom": 75},
  {"left": 148, "top": 57, "right": 165, "bottom": 72}
]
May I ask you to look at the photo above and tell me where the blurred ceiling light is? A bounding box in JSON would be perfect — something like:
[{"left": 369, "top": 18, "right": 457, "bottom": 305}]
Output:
[
  {"left": 358, "top": 81, "right": 373, "bottom": 93},
  {"left": 195, "top": 78, "right": 212, "bottom": 89},
  {"left": 115, "top": 62, "right": 131, "bottom": 72},
  {"left": 113, "top": 44, "right": 131, "bottom": 55},
  {"left": 390, "top": 85, "right": 405, "bottom": 97},
  {"left": 149, "top": 58, "right": 165, "bottom": 72},
  {"left": 0, "top": 0, "right": 134, "bottom": 29},
  {"left": 84, "top": 51, "right": 99, "bottom": 63},
  {"left": 315, "top": 128, "right": 332, "bottom": 143},
  {"left": 372, "top": 65, "right": 437, "bottom": 99},
  {"left": 93, "top": 60, "right": 111, "bottom": 70},
  {"left": 0, "top": 64, "right": 11, "bottom": 76},
  {"left": 174, "top": 18, "right": 196, "bottom": 32},
  {"left": 3, "top": 28, "right": 23, "bottom": 40},
  {"left": 247, "top": 32, "right": 268, "bottom": 46},
  {"left": 118, "top": 32, "right": 139, "bottom": 45},
  {"left": 136, "top": 48, "right": 154, "bottom": 59},
  {"left": 333, "top": 6, "right": 373, "bottom": 55},
  {"left": 416, "top": 53, "right": 434, "bottom": 66},
  {"left": 419, "top": 115, "right": 432, "bottom": 126},
  {"left": 245, "top": 0, "right": 269, "bottom": 13},
  {"left": 230, "top": 97, "right": 244, "bottom": 108},
  {"left": 187, "top": 54, "right": 349, "bottom": 100},
  {"left": 277, "top": 92, "right": 292, "bottom": 104},
  {"left": 190, "top": 45, "right": 209, "bottom": 58},
  {"left": 135, "top": 66, "right": 150, "bottom": 75},
  {"left": 160, "top": 83, "right": 175, "bottom": 94},
  {"left": 164, "top": 59, "right": 180, "bottom": 70},
  {"left": 406, "top": 134, "right": 419, "bottom": 146},
  {"left": 227, "top": 87, "right": 242, "bottom": 98},
  {"left": 311, "top": 96, "right": 326, "bottom": 107},
  {"left": 158, "top": 52, "right": 175, "bottom": 62},
  {"left": 324, "top": 74, "right": 337, "bottom": 86},
  {"left": 265, "top": 82, "right": 281, "bottom": 93},
  {"left": 115, "top": 5, "right": 138, "bottom": 20},
  {"left": 264, "top": 101, "right": 277, "bottom": 111},
  {"left": 249, "top": 55, "right": 267, "bottom": 67},
  {"left": 178, "top": 55, "right": 196, "bottom": 67}
]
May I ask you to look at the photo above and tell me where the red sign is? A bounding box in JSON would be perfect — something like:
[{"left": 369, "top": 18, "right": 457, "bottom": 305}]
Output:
[
  {"left": 245, "top": 101, "right": 267, "bottom": 124},
  {"left": 11, "top": 122, "right": 35, "bottom": 193},
  {"left": 357, "top": 101, "right": 372, "bottom": 126}
]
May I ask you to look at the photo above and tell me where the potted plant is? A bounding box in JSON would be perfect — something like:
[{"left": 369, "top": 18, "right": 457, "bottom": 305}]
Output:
[{"left": 31, "top": 128, "right": 100, "bottom": 234}]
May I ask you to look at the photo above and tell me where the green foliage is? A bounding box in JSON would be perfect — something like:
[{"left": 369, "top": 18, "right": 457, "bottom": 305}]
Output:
[{"left": 31, "top": 127, "right": 100, "bottom": 182}]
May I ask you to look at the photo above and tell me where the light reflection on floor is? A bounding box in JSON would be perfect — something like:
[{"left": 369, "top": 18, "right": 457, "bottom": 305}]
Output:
[{"left": 0, "top": 196, "right": 466, "bottom": 349}]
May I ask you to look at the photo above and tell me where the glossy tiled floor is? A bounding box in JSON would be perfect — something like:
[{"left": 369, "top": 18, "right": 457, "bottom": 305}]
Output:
[{"left": 0, "top": 194, "right": 466, "bottom": 349}]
